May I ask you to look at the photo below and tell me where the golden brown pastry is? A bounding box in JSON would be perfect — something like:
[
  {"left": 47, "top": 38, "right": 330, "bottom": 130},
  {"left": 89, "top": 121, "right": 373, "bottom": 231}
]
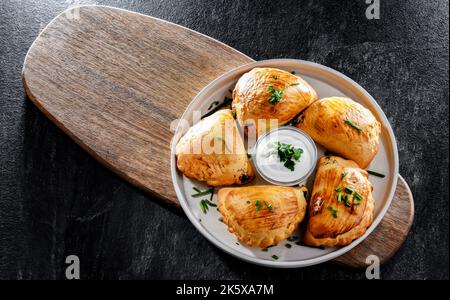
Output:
[
  {"left": 232, "top": 67, "right": 317, "bottom": 137},
  {"left": 296, "top": 97, "right": 381, "bottom": 168},
  {"left": 218, "top": 185, "right": 308, "bottom": 248},
  {"left": 176, "top": 109, "right": 254, "bottom": 186},
  {"left": 304, "top": 156, "right": 375, "bottom": 247}
]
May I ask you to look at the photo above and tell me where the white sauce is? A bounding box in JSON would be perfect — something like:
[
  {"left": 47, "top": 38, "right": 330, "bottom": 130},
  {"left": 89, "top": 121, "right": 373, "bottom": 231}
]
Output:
[{"left": 255, "top": 127, "right": 316, "bottom": 185}]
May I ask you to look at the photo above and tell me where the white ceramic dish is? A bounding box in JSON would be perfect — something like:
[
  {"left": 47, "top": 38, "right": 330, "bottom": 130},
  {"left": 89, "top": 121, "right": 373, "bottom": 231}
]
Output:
[{"left": 170, "top": 59, "right": 399, "bottom": 268}]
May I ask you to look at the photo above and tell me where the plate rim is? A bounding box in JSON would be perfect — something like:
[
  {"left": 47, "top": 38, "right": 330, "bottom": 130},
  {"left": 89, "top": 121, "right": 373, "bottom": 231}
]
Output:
[{"left": 170, "top": 58, "right": 399, "bottom": 268}]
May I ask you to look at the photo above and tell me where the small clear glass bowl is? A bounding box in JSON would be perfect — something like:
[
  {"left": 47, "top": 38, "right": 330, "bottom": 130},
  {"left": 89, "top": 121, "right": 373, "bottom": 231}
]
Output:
[{"left": 252, "top": 126, "right": 318, "bottom": 186}]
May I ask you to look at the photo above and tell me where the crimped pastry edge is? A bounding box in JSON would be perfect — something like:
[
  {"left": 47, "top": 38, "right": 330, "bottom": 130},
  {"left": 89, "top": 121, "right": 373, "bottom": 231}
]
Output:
[{"left": 218, "top": 186, "right": 308, "bottom": 248}]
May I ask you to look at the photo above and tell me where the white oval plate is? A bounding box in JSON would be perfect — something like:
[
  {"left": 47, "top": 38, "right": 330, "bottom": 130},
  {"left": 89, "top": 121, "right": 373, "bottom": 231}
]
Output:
[{"left": 171, "top": 59, "right": 399, "bottom": 268}]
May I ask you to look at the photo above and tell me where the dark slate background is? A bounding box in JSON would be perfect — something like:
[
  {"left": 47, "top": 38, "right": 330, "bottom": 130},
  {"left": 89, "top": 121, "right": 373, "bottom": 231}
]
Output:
[{"left": 0, "top": 0, "right": 448, "bottom": 280}]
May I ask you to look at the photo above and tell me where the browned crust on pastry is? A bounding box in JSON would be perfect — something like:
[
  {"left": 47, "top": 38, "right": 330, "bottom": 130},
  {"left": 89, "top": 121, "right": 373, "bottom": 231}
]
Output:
[
  {"left": 304, "top": 156, "right": 375, "bottom": 247},
  {"left": 175, "top": 109, "right": 254, "bottom": 186},
  {"left": 218, "top": 186, "right": 308, "bottom": 248},
  {"left": 297, "top": 97, "right": 381, "bottom": 168},
  {"left": 232, "top": 67, "right": 318, "bottom": 137},
  {"left": 304, "top": 192, "right": 374, "bottom": 247}
]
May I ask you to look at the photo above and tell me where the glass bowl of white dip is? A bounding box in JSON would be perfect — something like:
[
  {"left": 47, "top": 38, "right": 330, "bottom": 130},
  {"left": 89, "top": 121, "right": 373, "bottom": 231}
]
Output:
[{"left": 253, "top": 126, "right": 317, "bottom": 186}]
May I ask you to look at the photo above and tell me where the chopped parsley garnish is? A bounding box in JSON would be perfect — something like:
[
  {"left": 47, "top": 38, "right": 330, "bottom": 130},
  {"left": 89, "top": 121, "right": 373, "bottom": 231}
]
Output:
[
  {"left": 327, "top": 205, "right": 338, "bottom": 219},
  {"left": 354, "top": 191, "right": 363, "bottom": 201},
  {"left": 352, "top": 191, "right": 363, "bottom": 206},
  {"left": 199, "top": 199, "right": 216, "bottom": 214},
  {"left": 262, "top": 248, "right": 269, "bottom": 252},
  {"left": 267, "top": 84, "right": 286, "bottom": 104},
  {"left": 255, "top": 200, "right": 263, "bottom": 212},
  {"left": 344, "top": 187, "right": 353, "bottom": 195},
  {"left": 191, "top": 188, "right": 214, "bottom": 198},
  {"left": 272, "top": 255, "right": 279, "bottom": 260},
  {"left": 263, "top": 200, "right": 273, "bottom": 212},
  {"left": 290, "top": 82, "right": 300, "bottom": 86},
  {"left": 367, "top": 170, "right": 386, "bottom": 178},
  {"left": 341, "top": 172, "right": 348, "bottom": 180},
  {"left": 285, "top": 243, "right": 292, "bottom": 249},
  {"left": 337, "top": 192, "right": 343, "bottom": 203},
  {"left": 344, "top": 196, "right": 352, "bottom": 207},
  {"left": 335, "top": 187, "right": 342, "bottom": 192},
  {"left": 283, "top": 160, "right": 295, "bottom": 171},
  {"left": 275, "top": 142, "right": 304, "bottom": 171},
  {"left": 344, "top": 119, "right": 363, "bottom": 132},
  {"left": 255, "top": 200, "right": 273, "bottom": 212},
  {"left": 218, "top": 217, "right": 223, "bottom": 222}
]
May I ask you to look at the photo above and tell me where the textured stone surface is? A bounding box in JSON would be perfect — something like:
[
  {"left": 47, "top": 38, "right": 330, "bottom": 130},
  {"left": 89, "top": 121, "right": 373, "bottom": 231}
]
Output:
[{"left": 0, "top": 0, "right": 448, "bottom": 279}]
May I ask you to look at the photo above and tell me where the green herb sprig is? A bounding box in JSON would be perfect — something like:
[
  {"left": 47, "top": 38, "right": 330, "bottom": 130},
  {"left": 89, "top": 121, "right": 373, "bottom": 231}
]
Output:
[
  {"left": 344, "top": 119, "right": 363, "bottom": 132},
  {"left": 255, "top": 200, "right": 273, "bottom": 212},
  {"left": 191, "top": 187, "right": 214, "bottom": 198},
  {"left": 267, "top": 85, "right": 285, "bottom": 104},
  {"left": 255, "top": 200, "right": 263, "bottom": 212},
  {"left": 344, "top": 187, "right": 354, "bottom": 195},
  {"left": 367, "top": 170, "right": 386, "bottom": 178},
  {"left": 352, "top": 191, "right": 364, "bottom": 206},
  {"left": 199, "top": 199, "right": 217, "bottom": 214},
  {"left": 327, "top": 205, "right": 338, "bottom": 219},
  {"left": 337, "top": 192, "right": 343, "bottom": 203},
  {"left": 263, "top": 200, "right": 273, "bottom": 212},
  {"left": 275, "top": 142, "right": 304, "bottom": 171}
]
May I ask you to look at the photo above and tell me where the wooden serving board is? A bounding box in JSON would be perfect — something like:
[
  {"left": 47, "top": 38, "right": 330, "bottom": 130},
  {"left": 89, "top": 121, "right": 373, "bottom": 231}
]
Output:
[{"left": 22, "top": 5, "right": 414, "bottom": 268}]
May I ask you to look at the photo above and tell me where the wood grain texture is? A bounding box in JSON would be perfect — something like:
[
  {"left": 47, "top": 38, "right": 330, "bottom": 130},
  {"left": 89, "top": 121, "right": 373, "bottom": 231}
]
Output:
[
  {"left": 333, "top": 175, "right": 414, "bottom": 268},
  {"left": 22, "top": 5, "right": 414, "bottom": 267},
  {"left": 22, "top": 5, "right": 253, "bottom": 208}
]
